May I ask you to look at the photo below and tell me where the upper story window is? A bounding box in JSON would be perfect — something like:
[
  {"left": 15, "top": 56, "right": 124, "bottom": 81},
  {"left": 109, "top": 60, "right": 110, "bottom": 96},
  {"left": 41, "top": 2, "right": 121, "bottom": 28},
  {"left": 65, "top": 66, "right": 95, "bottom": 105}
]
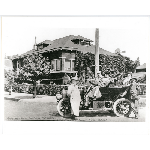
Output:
[
  {"left": 71, "top": 39, "right": 91, "bottom": 46},
  {"left": 51, "top": 59, "right": 61, "bottom": 71},
  {"left": 71, "top": 39, "right": 80, "bottom": 44},
  {"left": 65, "top": 59, "right": 71, "bottom": 71},
  {"left": 56, "top": 59, "right": 61, "bottom": 71},
  {"left": 51, "top": 60, "right": 55, "bottom": 70},
  {"left": 72, "top": 60, "right": 75, "bottom": 71},
  {"left": 65, "top": 59, "right": 75, "bottom": 71},
  {"left": 51, "top": 58, "right": 75, "bottom": 72}
]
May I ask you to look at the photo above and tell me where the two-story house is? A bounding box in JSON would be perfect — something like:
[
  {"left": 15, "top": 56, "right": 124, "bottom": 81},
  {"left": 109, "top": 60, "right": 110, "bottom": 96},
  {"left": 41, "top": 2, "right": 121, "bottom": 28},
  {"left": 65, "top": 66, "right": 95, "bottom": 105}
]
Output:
[{"left": 12, "top": 35, "right": 117, "bottom": 84}]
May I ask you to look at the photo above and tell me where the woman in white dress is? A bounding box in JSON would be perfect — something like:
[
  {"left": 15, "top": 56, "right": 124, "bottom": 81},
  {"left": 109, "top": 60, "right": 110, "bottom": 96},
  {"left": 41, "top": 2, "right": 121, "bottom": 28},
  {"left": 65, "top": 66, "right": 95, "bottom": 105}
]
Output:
[{"left": 67, "top": 76, "right": 81, "bottom": 119}]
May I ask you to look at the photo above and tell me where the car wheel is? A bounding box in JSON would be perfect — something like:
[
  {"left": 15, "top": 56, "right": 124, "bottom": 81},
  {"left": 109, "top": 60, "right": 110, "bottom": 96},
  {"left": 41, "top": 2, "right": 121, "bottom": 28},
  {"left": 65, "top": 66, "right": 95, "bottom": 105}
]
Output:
[
  {"left": 38, "top": 87, "right": 44, "bottom": 95},
  {"left": 57, "top": 99, "right": 71, "bottom": 116},
  {"left": 113, "top": 98, "right": 131, "bottom": 117}
]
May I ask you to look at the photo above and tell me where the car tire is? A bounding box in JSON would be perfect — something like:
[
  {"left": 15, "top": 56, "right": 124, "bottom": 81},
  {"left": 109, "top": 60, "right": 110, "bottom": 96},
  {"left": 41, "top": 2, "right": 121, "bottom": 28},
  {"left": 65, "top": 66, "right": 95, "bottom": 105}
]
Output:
[
  {"left": 38, "top": 87, "right": 44, "bottom": 95},
  {"left": 113, "top": 98, "right": 131, "bottom": 117},
  {"left": 57, "top": 99, "right": 71, "bottom": 116}
]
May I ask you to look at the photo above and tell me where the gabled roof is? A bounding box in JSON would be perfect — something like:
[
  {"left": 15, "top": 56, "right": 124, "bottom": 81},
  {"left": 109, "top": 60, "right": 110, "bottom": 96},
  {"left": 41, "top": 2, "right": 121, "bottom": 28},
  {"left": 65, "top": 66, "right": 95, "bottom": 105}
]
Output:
[{"left": 136, "top": 63, "right": 146, "bottom": 69}]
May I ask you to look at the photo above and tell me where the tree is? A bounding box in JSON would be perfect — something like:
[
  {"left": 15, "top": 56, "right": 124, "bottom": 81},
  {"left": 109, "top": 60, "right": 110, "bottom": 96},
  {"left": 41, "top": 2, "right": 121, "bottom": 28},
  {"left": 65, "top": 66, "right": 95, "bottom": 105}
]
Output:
[
  {"left": 4, "top": 69, "right": 17, "bottom": 94},
  {"left": 75, "top": 51, "right": 137, "bottom": 81},
  {"left": 20, "top": 53, "right": 51, "bottom": 98}
]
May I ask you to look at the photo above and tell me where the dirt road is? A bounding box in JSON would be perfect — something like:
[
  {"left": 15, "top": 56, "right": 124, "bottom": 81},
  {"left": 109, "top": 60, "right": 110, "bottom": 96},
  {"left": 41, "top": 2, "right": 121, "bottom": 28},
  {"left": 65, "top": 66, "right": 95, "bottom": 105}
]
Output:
[{"left": 4, "top": 96, "right": 146, "bottom": 122}]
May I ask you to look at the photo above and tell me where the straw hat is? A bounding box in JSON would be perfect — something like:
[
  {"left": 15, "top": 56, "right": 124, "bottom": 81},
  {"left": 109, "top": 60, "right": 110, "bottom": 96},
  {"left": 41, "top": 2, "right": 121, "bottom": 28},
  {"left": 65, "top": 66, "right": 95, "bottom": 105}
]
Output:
[
  {"left": 131, "top": 78, "right": 137, "bottom": 82},
  {"left": 97, "top": 71, "right": 101, "bottom": 74},
  {"left": 71, "top": 76, "right": 78, "bottom": 81}
]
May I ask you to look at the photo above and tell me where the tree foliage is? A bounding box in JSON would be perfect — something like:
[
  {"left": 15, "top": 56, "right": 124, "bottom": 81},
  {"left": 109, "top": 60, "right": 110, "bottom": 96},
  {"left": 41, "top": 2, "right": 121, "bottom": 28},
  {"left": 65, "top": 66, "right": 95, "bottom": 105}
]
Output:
[
  {"left": 20, "top": 54, "right": 51, "bottom": 82},
  {"left": 75, "top": 52, "right": 138, "bottom": 78},
  {"left": 4, "top": 69, "right": 17, "bottom": 85}
]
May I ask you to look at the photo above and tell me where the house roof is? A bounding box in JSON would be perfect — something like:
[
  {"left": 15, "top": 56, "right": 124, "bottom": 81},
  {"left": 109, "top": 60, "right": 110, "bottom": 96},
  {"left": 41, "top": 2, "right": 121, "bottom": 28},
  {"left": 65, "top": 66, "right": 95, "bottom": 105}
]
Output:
[
  {"left": 42, "top": 35, "right": 92, "bottom": 51},
  {"left": 12, "top": 35, "right": 117, "bottom": 59},
  {"left": 136, "top": 63, "right": 146, "bottom": 69},
  {"left": 77, "top": 45, "right": 118, "bottom": 56},
  {"left": 42, "top": 35, "right": 117, "bottom": 56}
]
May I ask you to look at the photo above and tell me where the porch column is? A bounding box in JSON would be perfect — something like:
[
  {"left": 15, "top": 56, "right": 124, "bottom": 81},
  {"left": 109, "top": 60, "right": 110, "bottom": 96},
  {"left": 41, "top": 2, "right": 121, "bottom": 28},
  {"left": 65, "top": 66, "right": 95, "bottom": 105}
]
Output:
[
  {"left": 53, "top": 59, "right": 57, "bottom": 71},
  {"left": 17, "top": 60, "right": 19, "bottom": 75},
  {"left": 59, "top": 57, "right": 66, "bottom": 71}
]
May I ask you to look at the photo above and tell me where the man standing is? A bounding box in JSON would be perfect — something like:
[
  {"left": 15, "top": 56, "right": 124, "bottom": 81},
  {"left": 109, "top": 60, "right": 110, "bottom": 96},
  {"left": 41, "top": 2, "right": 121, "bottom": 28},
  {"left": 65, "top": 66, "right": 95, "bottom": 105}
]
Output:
[
  {"left": 67, "top": 76, "right": 81, "bottom": 120},
  {"left": 129, "top": 78, "right": 140, "bottom": 119}
]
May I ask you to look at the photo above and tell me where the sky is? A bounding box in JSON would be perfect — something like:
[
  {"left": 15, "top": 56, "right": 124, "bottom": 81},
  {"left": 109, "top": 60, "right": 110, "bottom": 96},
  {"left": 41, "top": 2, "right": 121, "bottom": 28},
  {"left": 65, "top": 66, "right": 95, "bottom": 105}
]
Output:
[{"left": 2, "top": 17, "right": 150, "bottom": 64}]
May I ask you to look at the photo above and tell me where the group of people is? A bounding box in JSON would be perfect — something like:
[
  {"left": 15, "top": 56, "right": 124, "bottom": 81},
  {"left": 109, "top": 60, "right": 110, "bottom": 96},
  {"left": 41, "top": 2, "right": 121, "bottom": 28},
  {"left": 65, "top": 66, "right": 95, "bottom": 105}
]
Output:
[{"left": 66, "top": 71, "right": 140, "bottom": 120}]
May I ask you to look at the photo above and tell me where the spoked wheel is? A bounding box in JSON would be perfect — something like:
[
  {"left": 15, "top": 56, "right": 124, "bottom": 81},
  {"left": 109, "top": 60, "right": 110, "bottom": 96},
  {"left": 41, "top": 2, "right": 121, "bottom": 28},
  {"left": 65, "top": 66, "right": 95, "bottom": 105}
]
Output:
[
  {"left": 28, "top": 88, "right": 33, "bottom": 94},
  {"left": 38, "top": 88, "right": 44, "bottom": 95},
  {"left": 57, "top": 99, "right": 71, "bottom": 116},
  {"left": 113, "top": 98, "right": 131, "bottom": 117}
]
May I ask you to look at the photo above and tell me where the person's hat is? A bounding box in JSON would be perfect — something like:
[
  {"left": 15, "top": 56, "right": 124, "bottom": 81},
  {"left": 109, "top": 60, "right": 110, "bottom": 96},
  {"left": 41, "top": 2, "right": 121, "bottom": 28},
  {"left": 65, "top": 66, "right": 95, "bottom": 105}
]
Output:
[
  {"left": 97, "top": 71, "right": 101, "bottom": 74},
  {"left": 71, "top": 76, "right": 78, "bottom": 81},
  {"left": 131, "top": 78, "right": 137, "bottom": 81}
]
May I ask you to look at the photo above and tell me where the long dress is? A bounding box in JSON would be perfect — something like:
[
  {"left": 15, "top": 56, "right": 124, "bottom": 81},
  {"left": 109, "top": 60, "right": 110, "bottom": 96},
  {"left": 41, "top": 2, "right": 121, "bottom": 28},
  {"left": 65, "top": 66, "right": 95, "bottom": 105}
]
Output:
[{"left": 67, "top": 84, "right": 81, "bottom": 116}]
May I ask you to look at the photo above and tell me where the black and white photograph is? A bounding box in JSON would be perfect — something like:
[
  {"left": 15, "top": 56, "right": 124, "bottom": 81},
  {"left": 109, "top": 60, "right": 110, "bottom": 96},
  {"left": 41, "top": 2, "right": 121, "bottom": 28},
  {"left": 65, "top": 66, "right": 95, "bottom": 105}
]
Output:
[{"left": 2, "top": 17, "right": 148, "bottom": 123}]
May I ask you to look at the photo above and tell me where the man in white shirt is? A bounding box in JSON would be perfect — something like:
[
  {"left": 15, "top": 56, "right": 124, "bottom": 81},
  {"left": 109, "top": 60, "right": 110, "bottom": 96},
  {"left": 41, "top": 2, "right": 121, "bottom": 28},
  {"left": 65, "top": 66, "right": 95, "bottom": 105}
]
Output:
[{"left": 67, "top": 76, "right": 81, "bottom": 119}]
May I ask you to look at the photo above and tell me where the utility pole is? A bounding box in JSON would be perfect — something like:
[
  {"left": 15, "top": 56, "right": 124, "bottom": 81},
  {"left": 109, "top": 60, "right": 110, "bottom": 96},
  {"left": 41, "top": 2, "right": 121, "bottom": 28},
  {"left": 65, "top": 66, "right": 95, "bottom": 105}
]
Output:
[
  {"left": 33, "top": 36, "right": 37, "bottom": 50},
  {"left": 95, "top": 28, "right": 99, "bottom": 77}
]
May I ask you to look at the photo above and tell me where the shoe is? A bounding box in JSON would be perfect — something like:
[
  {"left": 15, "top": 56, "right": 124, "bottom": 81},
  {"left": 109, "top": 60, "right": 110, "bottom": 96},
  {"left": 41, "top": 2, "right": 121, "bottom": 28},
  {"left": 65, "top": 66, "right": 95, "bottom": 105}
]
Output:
[
  {"left": 135, "top": 115, "right": 138, "bottom": 119},
  {"left": 71, "top": 114, "right": 76, "bottom": 120},
  {"left": 63, "top": 114, "right": 71, "bottom": 118}
]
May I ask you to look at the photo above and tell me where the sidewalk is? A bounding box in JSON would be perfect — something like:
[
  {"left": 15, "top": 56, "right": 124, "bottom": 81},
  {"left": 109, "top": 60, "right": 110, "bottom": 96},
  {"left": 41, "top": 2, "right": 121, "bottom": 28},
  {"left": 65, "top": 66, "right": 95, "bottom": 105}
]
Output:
[{"left": 4, "top": 92, "right": 57, "bottom": 103}]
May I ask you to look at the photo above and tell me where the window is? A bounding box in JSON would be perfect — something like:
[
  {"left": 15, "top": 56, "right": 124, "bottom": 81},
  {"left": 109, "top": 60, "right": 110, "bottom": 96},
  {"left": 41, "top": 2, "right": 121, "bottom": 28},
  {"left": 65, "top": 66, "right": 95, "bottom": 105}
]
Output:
[
  {"left": 51, "top": 59, "right": 61, "bottom": 71},
  {"left": 71, "top": 39, "right": 80, "bottom": 44},
  {"left": 65, "top": 60, "right": 71, "bottom": 71},
  {"left": 56, "top": 59, "right": 61, "bottom": 71},
  {"left": 51, "top": 60, "right": 55, "bottom": 70},
  {"left": 72, "top": 60, "right": 75, "bottom": 71}
]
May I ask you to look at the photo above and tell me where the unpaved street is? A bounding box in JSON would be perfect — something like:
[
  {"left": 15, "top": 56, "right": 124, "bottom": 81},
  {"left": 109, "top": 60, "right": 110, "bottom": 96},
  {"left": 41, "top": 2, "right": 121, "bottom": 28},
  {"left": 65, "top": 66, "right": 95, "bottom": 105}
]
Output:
[{"left": 4, "top": 94, "right": 146, "bottom": 122}]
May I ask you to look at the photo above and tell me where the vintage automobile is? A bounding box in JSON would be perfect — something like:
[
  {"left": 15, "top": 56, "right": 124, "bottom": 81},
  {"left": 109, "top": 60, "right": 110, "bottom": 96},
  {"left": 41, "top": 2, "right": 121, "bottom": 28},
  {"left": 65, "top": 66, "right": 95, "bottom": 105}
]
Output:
[{"left": 56, "top": 84, "right": 134, "bottom": 117}]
